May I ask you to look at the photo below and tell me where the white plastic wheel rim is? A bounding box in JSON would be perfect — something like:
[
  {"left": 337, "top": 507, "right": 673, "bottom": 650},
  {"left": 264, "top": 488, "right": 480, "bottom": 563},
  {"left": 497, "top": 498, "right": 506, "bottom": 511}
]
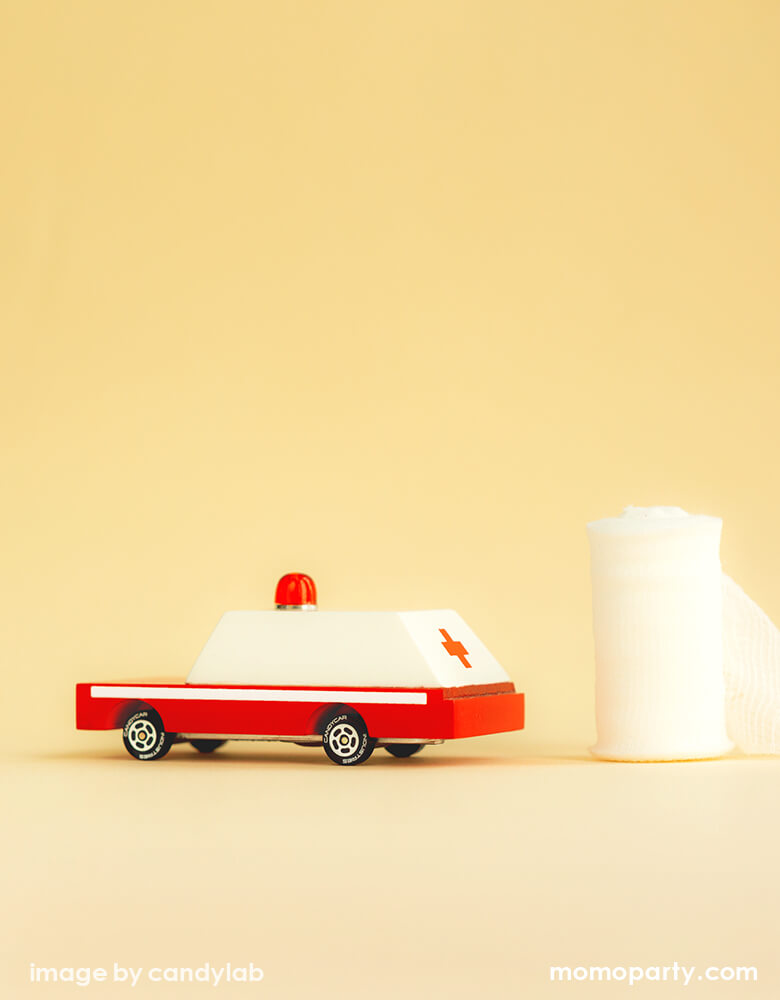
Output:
[
  {"left": 328, "top": 723, "right": 360, "bottom": 758},
  {"left": 127, "top": 718, "right": 158, "bottom": 752}
]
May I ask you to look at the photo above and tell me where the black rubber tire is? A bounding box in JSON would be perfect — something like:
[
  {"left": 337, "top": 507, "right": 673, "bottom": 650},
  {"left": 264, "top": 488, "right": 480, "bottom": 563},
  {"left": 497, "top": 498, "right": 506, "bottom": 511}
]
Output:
[
  {"left": 385, "top": 743, "right": 424, "bottom": 758},
  {"left": 321, "top": 708, "right": 375, "bottom": 766},
  {"left": 123, "top": 707, "right": 174, "bottom": 761},
  {"left": 190, "top": 739, "right": 226, "bottom": 754}
]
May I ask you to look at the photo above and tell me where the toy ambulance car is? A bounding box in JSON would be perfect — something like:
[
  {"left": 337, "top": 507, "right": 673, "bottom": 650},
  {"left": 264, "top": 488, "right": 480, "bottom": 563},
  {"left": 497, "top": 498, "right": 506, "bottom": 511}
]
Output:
[{"left": 76, "top": 574, "right": 525, "bottom": 765}]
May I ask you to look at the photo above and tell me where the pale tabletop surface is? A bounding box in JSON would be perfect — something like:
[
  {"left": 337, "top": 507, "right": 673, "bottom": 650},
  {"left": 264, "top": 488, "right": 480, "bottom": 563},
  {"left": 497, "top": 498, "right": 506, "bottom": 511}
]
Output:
[{"left": 2, "top": 738, "right": 777, "bottom": 998}]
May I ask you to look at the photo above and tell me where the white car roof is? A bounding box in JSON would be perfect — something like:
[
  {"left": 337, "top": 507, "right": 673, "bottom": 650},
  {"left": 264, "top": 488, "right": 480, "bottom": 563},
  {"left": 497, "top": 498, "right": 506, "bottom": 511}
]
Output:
[{"left": 186, "top": 609, "right": 510, "bottom": 689}]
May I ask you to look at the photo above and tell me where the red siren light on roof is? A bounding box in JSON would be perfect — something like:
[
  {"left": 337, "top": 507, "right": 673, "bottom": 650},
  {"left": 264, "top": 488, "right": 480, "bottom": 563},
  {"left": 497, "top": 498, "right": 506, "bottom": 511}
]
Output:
[{"left": 275, "top": 573, "right": 318, "bottom": 610}]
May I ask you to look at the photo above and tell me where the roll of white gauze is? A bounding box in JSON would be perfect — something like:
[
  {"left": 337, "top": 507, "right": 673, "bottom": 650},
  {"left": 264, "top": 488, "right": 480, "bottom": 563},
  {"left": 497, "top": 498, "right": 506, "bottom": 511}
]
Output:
[{"left": 587, "top": 506, "right": 733, "bottom": 761}]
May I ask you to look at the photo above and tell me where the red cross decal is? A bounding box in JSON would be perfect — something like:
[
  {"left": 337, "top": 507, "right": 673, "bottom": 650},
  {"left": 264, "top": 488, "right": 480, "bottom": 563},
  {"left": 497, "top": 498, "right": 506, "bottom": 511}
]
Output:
[{"left": 439, "top": 628, "right": 472, "bottom": 668}]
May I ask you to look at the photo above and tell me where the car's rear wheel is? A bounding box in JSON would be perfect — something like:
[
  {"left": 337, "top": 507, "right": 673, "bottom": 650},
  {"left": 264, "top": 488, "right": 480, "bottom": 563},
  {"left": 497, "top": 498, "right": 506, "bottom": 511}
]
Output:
[
  {"left": 123, "top": 707, "right": 173, "bottom": 761},
  {"left": 321, "top": 709, "right": 375, "bottom": 766},
  {"left": 190, "top": 739, "right": 226, "bottom": 754},
  {"left": 385, "top": 743, "right": 424, "bottom": 758}
]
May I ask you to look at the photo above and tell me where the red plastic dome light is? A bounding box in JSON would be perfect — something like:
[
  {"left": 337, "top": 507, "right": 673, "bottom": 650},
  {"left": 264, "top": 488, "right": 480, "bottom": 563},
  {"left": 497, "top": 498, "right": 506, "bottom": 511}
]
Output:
[{"left": 275, "top": 573, "right": 318, "bottom": 610}]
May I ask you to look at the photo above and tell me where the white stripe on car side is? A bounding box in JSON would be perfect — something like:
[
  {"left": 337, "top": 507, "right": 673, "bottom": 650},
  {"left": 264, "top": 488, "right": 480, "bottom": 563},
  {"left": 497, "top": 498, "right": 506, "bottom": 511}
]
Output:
[{"left": 90, "top": 685, "right": 428, "bottom": 706}]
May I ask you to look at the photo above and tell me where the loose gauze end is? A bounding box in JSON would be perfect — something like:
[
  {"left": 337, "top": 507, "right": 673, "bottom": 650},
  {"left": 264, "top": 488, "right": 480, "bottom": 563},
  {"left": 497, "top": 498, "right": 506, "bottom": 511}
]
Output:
[
  {"left": 722, "top": 575, "right": 780, "bottom": 754},
  {"left": 588, "top": 506, "right": 780, "bottom": 760}
]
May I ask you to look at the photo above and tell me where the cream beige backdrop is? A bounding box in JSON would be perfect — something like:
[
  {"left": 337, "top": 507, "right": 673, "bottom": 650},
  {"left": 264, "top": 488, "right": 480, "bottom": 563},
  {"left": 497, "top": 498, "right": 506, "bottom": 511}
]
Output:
[{"left": 2, "top": 2, "right": 779, "bottom": 998}]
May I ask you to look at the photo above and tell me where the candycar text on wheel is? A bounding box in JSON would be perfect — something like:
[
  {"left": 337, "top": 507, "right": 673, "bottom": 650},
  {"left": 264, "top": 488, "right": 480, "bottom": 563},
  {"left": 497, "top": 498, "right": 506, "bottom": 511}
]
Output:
[{"left": 76, "top": 574, "right": 525, "bottom": 766}]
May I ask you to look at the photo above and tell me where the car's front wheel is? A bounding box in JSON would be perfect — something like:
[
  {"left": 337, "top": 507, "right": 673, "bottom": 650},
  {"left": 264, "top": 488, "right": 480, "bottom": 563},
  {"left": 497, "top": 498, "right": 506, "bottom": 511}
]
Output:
[
  {"left": 123, "top": 707, "right": 173, "bottom": 761},
  {"left": 321, "top": 709, "right": 375, "bottom": 766}
]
